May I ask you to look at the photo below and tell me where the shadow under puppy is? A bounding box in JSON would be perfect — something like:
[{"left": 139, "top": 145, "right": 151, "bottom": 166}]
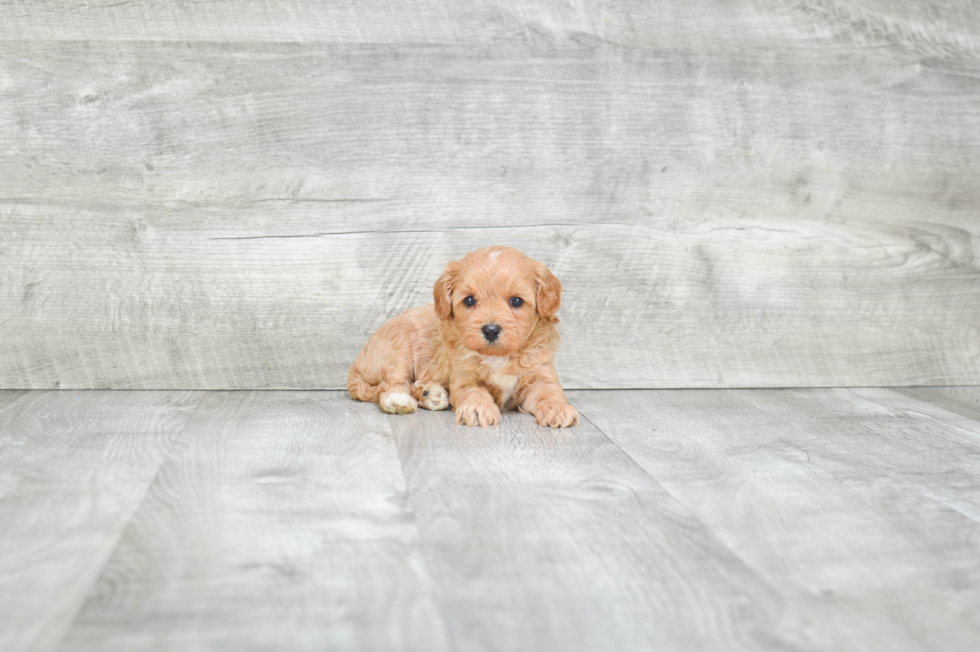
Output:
[{"left": 348, "top": 246, "right": 579, "bottom": 427}]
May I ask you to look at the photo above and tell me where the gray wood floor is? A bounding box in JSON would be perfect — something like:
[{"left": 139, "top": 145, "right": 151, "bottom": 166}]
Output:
[{"left": 2, "top": 387, "right": 979, "bottom": 651}]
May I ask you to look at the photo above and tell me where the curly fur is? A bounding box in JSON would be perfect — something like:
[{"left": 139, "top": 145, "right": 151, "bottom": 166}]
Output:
[{"left": 347, "top": 246, "right": 579, "bottom": 427}]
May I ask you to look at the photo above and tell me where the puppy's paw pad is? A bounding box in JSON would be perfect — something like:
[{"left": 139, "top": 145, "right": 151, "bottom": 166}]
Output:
[
  {"left": 534, "top": 402, "right": 579, "bottom": 428},
  {"left": 419, "top": 385, "right": 450, "bottom": 411},
  {"left": 454, "top": 402, "right": 501, "bottom": 427},
  {"left": 381, "top": 392, "right": 418, "bottom": 415}
]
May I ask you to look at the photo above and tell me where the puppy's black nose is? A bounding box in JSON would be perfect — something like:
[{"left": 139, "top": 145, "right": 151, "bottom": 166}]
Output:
[{"left": 482, "top": 324, "right": 501, "bottom": 343}]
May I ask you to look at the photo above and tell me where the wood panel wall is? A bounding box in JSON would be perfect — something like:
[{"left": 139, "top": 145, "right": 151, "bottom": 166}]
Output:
[{"left": 1, "top": 1, "right": 978, "bottom": 389}]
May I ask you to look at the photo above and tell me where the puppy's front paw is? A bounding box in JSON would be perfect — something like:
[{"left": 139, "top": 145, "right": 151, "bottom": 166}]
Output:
[
  {"left": 380, "top": 391, "right": 418, "bottom": 415},
  {"left": 454, "top": 400, "right": 501, "bottom": 427},
  {"left": 418, "top": 384, "right": 450, "bottom": 411},
  {"left": 534, "top": 401, "right": 579, "bottom": 428}
]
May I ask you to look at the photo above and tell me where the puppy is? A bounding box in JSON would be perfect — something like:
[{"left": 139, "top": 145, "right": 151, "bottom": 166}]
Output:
[{"left": 347, "top": 246, "right": 579, "bottom": 427}]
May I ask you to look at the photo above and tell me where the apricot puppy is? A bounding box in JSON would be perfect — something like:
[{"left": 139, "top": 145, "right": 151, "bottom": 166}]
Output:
[{"left": 347, "top": 246, "right": 579, "bottom": 427}]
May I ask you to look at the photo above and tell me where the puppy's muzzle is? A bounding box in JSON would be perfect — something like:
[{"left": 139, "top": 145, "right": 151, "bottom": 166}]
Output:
[{"left": 481, "top": 323, "right": 502, "bottom": 343}]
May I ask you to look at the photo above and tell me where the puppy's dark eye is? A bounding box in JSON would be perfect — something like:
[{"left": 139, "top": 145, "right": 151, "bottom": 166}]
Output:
[
  {"left": 509, "top": 296, "right": 524, "bottom": 308},
  {"left": 463, "top": 296, "right": 476, "bottom": 307}
]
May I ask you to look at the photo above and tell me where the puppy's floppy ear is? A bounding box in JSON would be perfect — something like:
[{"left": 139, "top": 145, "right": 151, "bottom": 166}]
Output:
[
  {"left": 533, "top": 263, "right": 562, "bottom": 318},
  {"left": 433, "top": 260, "right": 459, "bottom": 320}
]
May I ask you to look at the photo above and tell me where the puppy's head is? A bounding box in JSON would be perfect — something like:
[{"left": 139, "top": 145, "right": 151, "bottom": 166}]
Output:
[{"left": 433, "top": 246, "right": 561, "bottom": 356}]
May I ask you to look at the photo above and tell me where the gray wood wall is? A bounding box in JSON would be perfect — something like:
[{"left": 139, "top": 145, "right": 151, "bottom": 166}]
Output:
[{"left": 1, "top": 1, "right": 978, "bottom": 390}]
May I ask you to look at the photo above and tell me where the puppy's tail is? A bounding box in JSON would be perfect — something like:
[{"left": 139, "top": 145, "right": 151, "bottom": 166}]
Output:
[{"left": 347, "top": 369, "right": 383, "bottom": 403}]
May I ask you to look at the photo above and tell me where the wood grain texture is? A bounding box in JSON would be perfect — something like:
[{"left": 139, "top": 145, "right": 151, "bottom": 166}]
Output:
[
  {"left": 571, "top": 388, "right": 980, "bottom": 650},
  {"left": 1, "top": 36, "right": 978, "bottom": 389},
  {"left": 0, "top": 389, "right": 31, "bottom": 413},
  {"left": 60, "top": 391, "right": 448, "bottom": 652},
  {"left": 0, "top": 1, "right": 978, "bottom": 58},
  {"left": 0, "top": 390, "right": 203, "bottom": 652},
  {"left": 852, "top": 387, "right": 980, "bottom": 442},
  {"left": 2, "top": 387, "right": 980, "bottom": 649},
  {"left": 894, "top": 386, "right": 980, "bottom": 422},
  {"left": 387, "top": 407, "right": 822, "bottom": 652},
  {"left": 0, "top": 0, "right": 740, "bottom": 45}
]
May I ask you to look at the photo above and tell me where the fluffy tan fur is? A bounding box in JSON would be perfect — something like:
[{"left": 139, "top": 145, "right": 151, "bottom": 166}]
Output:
[{"left": 347, "top": 246, "right": 579, "bottom": 427}]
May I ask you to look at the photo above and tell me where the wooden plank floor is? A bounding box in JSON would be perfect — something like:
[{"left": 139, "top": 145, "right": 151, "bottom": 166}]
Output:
[{"left": 1, "top": 388, "right": 979, "bottom": 651}]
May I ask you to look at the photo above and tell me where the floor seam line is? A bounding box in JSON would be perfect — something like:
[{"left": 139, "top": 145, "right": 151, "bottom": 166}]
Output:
[
  {"left": 382, "top": 411, "right": 458, "bottom": 652},
  {"left": 48, "top": 389, "right": 209, "bottom": 650},
  {"left": 849, "top": 388, "right": 980, "bottom": 443},
  {"left": 576, "top": 407, "right": 795, "bottom": 604}
]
